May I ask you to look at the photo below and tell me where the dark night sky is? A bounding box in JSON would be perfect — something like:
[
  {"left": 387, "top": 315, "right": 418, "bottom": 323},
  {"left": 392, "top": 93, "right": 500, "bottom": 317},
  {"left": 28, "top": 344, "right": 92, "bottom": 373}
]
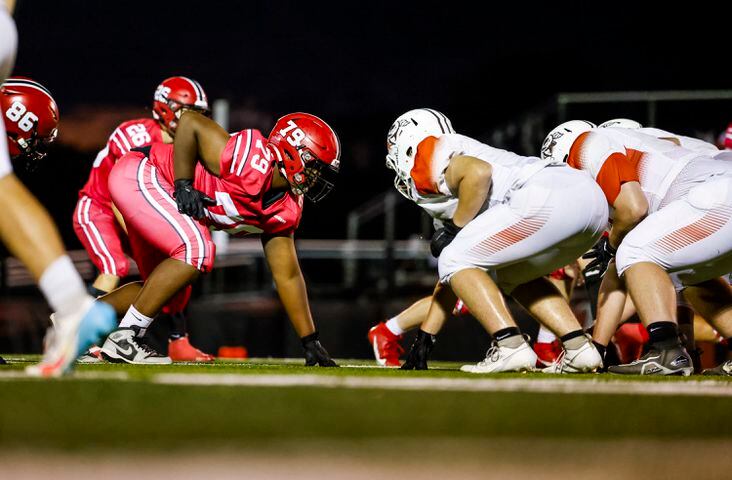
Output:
[{"left": 9, "top": 0, "right": 731, "bottom": 241}]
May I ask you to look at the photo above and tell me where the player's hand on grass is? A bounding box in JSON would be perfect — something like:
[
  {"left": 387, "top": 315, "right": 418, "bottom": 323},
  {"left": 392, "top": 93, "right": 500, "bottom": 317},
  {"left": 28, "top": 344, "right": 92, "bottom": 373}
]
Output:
[
  {"left": 430, "top": 220, "right": 462, "bottom": 258},
  {"left": 582, "top": 236, "right": 616, "bottom": 280},
  {"left": 401, "top": 330, "right": 436, "bottom": 370},
  {"left": 173, "top": 179, "right": 216, "bottom": 219},
  {"left": 301, "top": 332, "right": 338, "bottom": 367}
]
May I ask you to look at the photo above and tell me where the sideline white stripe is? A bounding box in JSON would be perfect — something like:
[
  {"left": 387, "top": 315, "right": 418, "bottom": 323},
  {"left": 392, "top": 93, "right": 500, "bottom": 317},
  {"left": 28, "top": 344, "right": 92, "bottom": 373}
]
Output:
[
  {"left": 84, "top": 198, "right": 117, "bottom": 276},
  {"left": 149, "top": 166, "right": 206, "bottom": 270},
  {"left": 151, "top": 373, "right": 732, "bottom": 397},
  {"left": 75, "top": 196, "right": 110, "bottom": 274},
  {"left": 137, "top": 159, "right": 193, "bottom": 266}
]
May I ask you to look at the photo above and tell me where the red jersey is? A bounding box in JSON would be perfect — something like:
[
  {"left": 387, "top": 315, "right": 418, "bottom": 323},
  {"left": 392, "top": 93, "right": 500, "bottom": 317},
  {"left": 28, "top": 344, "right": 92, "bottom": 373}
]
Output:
[
  {"left": 148, "top": 129, "right": 303, "bottom": 236},
  {"left": 79, "top": 118, "right": 163, "bottom": 204}
]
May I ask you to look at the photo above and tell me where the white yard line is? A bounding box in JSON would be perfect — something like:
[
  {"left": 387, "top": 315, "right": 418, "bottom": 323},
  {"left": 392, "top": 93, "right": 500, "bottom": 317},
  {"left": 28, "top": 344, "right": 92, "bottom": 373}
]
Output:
[{"left": 152, "top": 373, "right": 732, "bottom": 397}]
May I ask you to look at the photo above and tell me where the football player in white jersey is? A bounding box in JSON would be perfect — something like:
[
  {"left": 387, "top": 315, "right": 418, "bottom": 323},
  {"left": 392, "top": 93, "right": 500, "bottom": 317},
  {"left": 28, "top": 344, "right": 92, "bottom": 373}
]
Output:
[
  {"left": 543, "top": 121, "right": 732, "bottom": 375},
  {"left": 386, "top": 109, "right": 608, "bottom": 373},
  {"left": 595, "top": 119, "right": 732, "bottom": 375},
  {"left": 0, "top": 1, "right": 116, "bottom": 376}
]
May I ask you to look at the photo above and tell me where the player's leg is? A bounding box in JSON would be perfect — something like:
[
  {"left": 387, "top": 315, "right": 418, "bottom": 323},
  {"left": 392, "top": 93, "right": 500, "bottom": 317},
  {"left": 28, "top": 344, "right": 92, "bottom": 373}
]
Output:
[
  {"left": 0, "top": 127, "right": 114, "bottom": 375},
  {"left": 100, "top": 154, "right": 213, "bottom": 364},
  {"left": 72, "top": 195, "right": 130, "bottom": 296},
  {"left": 683, "top": 277, "right": 732, "bottom": 375},
  {"left": 611, "top": 178, "right": 732, "bottom": 375}
]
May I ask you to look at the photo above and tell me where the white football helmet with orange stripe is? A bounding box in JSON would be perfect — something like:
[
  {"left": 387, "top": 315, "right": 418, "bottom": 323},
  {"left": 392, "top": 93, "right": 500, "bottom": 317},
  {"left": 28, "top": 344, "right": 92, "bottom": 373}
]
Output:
[
  {"left": 386, "top": 108, "right": 454, "bottom": 198},
  {"left": 599, "top": 118, "right": 643, "bottom": 129},
  {"left": 540, "top": 120, "right": 596, "bottom": 163}
]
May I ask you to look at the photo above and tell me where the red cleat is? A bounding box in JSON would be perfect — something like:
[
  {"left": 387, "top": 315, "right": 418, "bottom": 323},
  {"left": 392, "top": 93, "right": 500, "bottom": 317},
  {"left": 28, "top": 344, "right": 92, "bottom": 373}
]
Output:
[
  {"left": 453, "top": 299, "right": 470, "bottom": 316},
  {"left": 367, "top": 322, "right": 404, "bottom": 367},
  {"left": 533, "top": 340, "right": 562, "bottom": 367},
  {"left": 168, "top": 335, "right": 215, "bottom": 362},
  {"left": 613, "top": 323, "right": 648, "bottom": 364}
]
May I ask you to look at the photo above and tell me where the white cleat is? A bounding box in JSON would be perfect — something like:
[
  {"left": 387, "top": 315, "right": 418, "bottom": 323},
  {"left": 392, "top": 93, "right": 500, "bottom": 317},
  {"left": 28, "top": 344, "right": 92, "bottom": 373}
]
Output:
[
  {"left": 77, "top": 345, "right": 105, "bottom": 364},
  {"left": 460, "top": 341, "right": 537, "bottom": 373},
  {"left": 101, "top": 328, "right": 172, "bottom": 365},
  {"left": 542, "top": 338, "right": 602, "bottom": 374},
  {"left": 26, "top": 298, "right": 117, "bottom": 377}
]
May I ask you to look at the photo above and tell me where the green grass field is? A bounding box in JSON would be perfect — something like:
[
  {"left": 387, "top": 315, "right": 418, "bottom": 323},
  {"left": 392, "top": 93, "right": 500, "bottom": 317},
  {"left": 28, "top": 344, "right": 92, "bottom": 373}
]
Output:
[{"left": 1, "top": 355, "right": 731, "bottom": 449}]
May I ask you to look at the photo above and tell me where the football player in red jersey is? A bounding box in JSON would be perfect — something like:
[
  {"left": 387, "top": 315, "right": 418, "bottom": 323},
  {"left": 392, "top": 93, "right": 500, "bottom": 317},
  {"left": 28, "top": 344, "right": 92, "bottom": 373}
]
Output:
[
  {"left": 0, "top": 78, "right": 116, "bottom": 374},
  {"left": 96, "top": 111, "right": 340, "bottom": 366},
  {"left": 73, "top": 76, "right": 214, "bottom": 362}
]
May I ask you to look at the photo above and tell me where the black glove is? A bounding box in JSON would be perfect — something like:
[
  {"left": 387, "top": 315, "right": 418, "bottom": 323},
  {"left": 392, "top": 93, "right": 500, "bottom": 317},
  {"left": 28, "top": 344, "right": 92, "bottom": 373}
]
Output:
[
  {"left": 582, "top": 236, "right": 617, "bottom": 280},
  {"left": 302, "top": 332, "right": 338, "bottom": 367},
  {"left": 401, "top": 329, "right": 436, "bottom": 370},
  {"left": 173, "top": 179, "right": 216, "bottom": 219},
  {"left": 430, "top": 221, "right": 462, "bottom": 258}
]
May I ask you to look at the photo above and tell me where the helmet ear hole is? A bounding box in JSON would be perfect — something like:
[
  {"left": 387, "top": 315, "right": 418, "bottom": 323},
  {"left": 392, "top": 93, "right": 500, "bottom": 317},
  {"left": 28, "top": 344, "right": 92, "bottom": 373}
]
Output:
[{"left": 406, "top": 146, "right": 413, "bottom": 157}]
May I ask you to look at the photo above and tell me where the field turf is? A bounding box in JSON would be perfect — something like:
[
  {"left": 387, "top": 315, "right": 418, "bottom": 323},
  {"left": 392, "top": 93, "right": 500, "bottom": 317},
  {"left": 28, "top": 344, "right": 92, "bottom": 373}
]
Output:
[{"left": 1, "top": 355, "right": 731, "bottom": 451}]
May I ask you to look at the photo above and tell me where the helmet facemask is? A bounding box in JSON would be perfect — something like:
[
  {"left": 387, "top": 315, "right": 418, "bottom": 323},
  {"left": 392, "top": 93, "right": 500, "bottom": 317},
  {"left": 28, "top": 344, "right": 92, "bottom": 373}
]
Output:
[
  {"left": 280, "top": 147, "right": 338, "bottom": 203},
  {"left": 8, "top": 123, "right": 58, "bottom": 171}
]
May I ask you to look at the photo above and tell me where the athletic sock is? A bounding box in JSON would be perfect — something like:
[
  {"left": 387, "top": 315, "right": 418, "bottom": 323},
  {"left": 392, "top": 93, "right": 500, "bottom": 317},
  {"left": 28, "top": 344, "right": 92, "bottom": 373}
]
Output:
[
  {"left": 536, "top": 326, "right": 557, "bottom": 343},
  {"left": 593, "top": 341, "right": 607, "bottom": 360},
  {"left": 87, "top": 285, "right": 109, "bottom": 298},
  {"left": 385, "top": 317, "right": 405, "bottom": 336},
  {"left": 119, "top": 305, "right": 154, "bottom": 337},
  {"left": 169, "top": 312, "right": 186, "bottom": 340},
  {"left": 39, "top": 255, "right": 89, "bottom": 319},
  {"left": 647, "top": 321, "right": 680, "bottom": 349},
  {"left": 494, "top": 327, "right": 523, "bottom": 347},
  {"left": 561, "top": 330, "right": 589, "bottom": 350}
]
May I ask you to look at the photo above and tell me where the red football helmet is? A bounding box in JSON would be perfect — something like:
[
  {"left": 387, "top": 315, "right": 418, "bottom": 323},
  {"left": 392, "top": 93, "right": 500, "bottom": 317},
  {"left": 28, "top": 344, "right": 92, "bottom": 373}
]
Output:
[
  {"left": 268, "top": 112, "right": 340, "bottom": 203},
  {"left": 152, "top": 76, "right": 209, "bottom": 134},
  {"left": 1, "top": 77, "right": 59, "bottom": 166}
]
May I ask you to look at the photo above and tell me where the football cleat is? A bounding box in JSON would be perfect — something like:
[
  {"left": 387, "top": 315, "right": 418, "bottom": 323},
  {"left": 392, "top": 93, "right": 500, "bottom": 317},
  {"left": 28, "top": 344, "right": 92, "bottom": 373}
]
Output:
[
  {"left": 607, "top": 344, "right": 692, "bottom": 376},
  {"left": 101, "top": 328, "right": 172, "bottom": 365},
  {"left": 168, "top": 335, "right": 215, "bottom": 362},
  {"left": 612, "top": 322, "right": 648, "bottom": 364},
  {"left": 533, "top": 340, "right": 562, "bottom": 368},
  {"left": 26, "top": 298, "right": 117, "bottom": 377},
  {"left": 541, "top": 336, "right": 603, "bottom": 374},
  {"left": 460, "top": 340, "right": 537, "bottom": 374},
  {"left": 367, "top": 322, "right": 404, "bottom": 367},
  {"left": 452, "top": 299, "right": 470, "bottom": 316},
  {"left": 702, "top": 359, "right": 732, "bottom": 376},
  {"left": 77, "top": 345, "right": 104, "bottom": 364}
]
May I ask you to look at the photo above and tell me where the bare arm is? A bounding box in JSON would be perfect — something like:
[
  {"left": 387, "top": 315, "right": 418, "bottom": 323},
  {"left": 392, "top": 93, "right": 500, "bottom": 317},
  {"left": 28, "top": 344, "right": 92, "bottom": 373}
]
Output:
[
  {"left": 262, "top": 234, "right": 315, "bottom": 338},
  {"left": 173, "top": 111, "right": 229, "bottom": 179},
  {"left": 444, "top": 155, "right": 492, "bottom": 228},
  {"left": 4, "top": 0, "right": 16, "bottom": 13},
  {"left": 608, "top": 181, "right": 648, "bottom": 249}
]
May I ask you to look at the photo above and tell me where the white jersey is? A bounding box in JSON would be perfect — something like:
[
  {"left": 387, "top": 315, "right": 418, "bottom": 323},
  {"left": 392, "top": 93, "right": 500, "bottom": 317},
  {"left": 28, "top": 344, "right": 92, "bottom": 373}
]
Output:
[
  {"left": 407, "top": 133, "right": 555, "bottom": 225},
  {"left": 0, "top": 6, "right": 18, "bottom": 178},
  {"left": 567, "top": 128, "right": 709, "bottom": 212},
  {"left": 638, "top": 127, "right": 719, "bottom": 154}
]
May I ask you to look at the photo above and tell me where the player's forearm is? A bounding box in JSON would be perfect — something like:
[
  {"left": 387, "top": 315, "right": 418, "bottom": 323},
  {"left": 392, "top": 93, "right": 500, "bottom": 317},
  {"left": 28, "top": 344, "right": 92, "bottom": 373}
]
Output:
[
  {"left": 273, "top": 271, "right": 316, "bottom": 337},
  {"left": 173, "top": 113, "right": 198, "bottom": 180}
]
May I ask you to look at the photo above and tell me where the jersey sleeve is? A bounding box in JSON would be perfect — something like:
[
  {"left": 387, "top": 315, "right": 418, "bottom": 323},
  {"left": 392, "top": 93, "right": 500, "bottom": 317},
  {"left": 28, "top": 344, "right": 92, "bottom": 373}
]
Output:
[
  {"left": 594, "top": 152, "right": 641, "bottom": 204},
  {"left": 410, "top": 136, "right": 452, "bottom": 195},
  {"left": 219, "top": 130, "right": 254, "bottom": 178}
]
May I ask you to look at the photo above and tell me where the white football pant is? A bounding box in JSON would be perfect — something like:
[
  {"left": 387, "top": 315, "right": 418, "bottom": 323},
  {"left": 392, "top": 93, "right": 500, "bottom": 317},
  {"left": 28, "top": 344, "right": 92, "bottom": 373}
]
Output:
[{"left": 438, "top": 166, "right": 609, "bottom": 293}]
